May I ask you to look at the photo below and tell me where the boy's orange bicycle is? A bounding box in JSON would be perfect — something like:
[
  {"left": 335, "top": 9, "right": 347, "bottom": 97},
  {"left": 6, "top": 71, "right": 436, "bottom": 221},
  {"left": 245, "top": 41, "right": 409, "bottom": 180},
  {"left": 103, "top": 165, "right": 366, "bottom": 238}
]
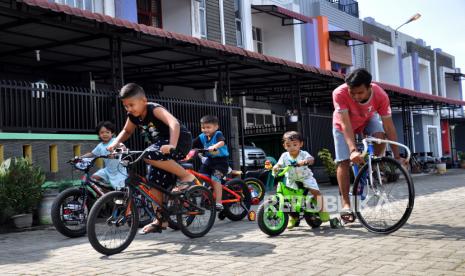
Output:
[
  {"left": 86, "top": 147, "right": 216, "bottom": 255},
  {"left": 182, "top": 149, "right": 254, "bottom": 221}
]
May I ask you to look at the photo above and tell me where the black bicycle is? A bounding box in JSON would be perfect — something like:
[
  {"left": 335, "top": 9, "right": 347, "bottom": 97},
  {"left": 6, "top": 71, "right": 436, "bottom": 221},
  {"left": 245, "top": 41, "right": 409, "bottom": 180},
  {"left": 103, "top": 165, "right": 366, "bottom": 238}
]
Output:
[
  {"left": 51, "top": 156, "right": 153, "bottom": 238},
  {"left": 86, "top": 147, "right": 216, "bottom": 255}
]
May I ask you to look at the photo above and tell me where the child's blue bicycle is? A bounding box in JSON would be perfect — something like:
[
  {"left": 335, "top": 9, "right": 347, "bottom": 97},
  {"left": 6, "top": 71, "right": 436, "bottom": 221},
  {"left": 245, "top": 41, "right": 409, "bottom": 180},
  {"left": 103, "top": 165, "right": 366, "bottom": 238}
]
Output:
[{"left": 350, "top": 137, "right": 414, "bottom": 234}]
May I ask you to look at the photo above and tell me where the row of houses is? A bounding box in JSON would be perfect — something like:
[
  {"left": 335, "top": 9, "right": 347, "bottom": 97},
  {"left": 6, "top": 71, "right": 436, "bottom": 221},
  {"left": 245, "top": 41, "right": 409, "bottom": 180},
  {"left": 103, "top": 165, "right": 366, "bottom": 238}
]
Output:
[{"left": 0, "top": 0, "right": 464, "bottom": 180}]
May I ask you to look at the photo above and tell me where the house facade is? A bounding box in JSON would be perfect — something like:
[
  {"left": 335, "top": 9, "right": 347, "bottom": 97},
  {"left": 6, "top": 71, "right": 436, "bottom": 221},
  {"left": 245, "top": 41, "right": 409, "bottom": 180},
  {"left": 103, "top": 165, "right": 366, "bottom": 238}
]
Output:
[
  {"left": 294, "top": 0, "right": 464, "bottom": 160},
  {"left": 1, "top": 0, "right": 464, "bottom": 182}
]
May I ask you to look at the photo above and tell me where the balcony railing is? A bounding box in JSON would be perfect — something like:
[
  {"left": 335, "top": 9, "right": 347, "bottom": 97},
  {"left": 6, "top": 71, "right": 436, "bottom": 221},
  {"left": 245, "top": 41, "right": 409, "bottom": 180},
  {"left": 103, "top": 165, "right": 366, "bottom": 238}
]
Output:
[
  {"left": 244, "top": 125, "right": 286, "bottom": 136},
  {"left": 326, "top": 0, "right": 359, "bottom": 18}
]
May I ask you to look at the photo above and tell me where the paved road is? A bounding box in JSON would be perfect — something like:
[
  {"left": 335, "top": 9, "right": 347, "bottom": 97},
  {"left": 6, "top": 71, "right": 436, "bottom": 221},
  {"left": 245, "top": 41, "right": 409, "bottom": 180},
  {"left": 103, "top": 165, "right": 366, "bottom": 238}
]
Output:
[{"left": 1, "top": 170, "right": 465, "bottom": 275}]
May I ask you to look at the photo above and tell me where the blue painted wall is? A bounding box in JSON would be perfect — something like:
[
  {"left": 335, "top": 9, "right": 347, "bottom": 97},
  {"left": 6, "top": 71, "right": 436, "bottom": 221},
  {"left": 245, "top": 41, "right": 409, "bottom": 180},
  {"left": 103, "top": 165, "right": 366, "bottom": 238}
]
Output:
[
  {"left": 115, "top": 0, "right": 138, "bottom": 23},
  {"left": 412, "top": 52, "right": 420, "bottom": 91},
  {"left": 397, "top": 46, "right": 404, "bottom": 87},
  {"left": 304, "top": 19, "right": 320, "bottom": 67}
]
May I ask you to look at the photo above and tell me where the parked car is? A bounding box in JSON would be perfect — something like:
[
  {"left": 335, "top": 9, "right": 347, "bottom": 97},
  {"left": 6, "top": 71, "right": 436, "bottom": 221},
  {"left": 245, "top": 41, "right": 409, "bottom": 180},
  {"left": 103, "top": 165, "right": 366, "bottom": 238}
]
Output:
[{"left": 239, "top": 142, "right": 267, "bottom": 169}]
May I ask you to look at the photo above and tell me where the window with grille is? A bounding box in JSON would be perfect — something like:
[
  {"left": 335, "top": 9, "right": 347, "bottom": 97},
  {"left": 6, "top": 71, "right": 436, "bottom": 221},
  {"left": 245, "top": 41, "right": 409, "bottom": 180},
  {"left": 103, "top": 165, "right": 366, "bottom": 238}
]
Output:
[
  {"left": 252, "top": 27, "right": 263, "bottom": 54},
  {"left": 137, "top": 0, "right": 162, "bottom": 28},
  {"left": 234, "top": 0, "right": 243, "bottom": 47},
  {"left": 192, "top": 0, "right": 207, "bottom": 38}
]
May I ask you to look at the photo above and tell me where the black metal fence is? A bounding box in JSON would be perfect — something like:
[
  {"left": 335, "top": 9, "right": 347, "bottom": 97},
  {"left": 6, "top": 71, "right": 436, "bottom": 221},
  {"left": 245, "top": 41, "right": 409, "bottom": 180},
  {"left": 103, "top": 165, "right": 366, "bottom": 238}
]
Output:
[
  {"left": 244, "top": 125, "right": 286, "bottom": 137},
  {"left": 0, "top": 80, "right": 241, "bottom": 149},
  {"left": 0, "top": 80, "right": 114, "bottom": 133},
  {"left": 301, "top": 112, "right": 334, "bottom": 166}
]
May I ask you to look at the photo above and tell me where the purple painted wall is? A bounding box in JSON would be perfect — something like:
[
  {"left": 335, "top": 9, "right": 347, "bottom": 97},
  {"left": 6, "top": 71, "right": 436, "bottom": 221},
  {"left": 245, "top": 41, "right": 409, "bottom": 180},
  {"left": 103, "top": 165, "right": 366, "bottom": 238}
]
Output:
[
  {"left": 304, "top": 18, "right": 320, "bottom": 67},
  {"left": 397, "top": 46, "right": 404, "bottom": 87},
  {"left": 115, "top": 0, "right": 138, "bottom": 23},
  {"left": 412, "top": 52, "right": 420, "bottom": 91}
]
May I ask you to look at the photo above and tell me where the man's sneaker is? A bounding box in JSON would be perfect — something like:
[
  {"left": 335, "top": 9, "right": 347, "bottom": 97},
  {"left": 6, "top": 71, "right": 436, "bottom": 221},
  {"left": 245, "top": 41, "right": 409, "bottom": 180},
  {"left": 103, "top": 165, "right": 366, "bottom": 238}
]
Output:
[
  {"left": 215, "top": 203, "right": 224, "bottom": 211},
  {"left": 287, "top": 216, "right": 298, "bottom": 229}
]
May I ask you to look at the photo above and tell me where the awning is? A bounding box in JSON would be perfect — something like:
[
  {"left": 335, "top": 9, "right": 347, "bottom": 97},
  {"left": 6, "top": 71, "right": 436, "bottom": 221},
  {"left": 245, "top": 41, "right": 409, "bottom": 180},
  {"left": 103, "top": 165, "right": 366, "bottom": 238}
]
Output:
[
  {"left": 445, "top": 72, "right": 465, "bottom": 81},
  {"left": 330, "top": 31, "right": 373, "bottom": 45},
  {"left": 376, "top": 82, "right": 465, "bottom": 108},
  {"left": 0, "top": 0, "right": 341, "bottom": 93},
  {"left": 0, "top": 0, "right": 463, "bottom": 109},
  {"left": 251, "top": 5, "right": 312, "bottom": 25}
]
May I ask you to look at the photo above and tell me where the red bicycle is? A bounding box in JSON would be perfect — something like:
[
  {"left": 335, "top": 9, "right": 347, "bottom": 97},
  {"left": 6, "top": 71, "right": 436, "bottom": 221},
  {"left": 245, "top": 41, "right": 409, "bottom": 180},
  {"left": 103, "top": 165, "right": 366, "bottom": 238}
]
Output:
[{"left": 182, "top": 149, "right": 255, "bottom": 221}]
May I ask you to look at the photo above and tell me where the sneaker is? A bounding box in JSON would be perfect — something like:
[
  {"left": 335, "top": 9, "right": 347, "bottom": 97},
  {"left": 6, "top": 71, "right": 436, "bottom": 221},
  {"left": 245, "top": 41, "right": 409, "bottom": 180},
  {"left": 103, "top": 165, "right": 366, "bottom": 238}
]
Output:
[
  {"left": 215, "top": 203, "right": 224, "bottom": 211},
  {"left": 287, "top": 216, "right": 298, "bottom": 229}
]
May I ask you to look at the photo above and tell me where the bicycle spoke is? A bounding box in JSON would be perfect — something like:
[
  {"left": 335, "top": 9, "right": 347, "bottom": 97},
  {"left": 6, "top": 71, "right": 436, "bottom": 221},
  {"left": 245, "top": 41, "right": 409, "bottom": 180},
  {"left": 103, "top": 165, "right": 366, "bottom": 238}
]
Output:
[
  {"left": 178, "top": 186, "right": 215, "bottom": 237},
  {"left": 355, "top": 157, "right": 414, "bottom": 233}
]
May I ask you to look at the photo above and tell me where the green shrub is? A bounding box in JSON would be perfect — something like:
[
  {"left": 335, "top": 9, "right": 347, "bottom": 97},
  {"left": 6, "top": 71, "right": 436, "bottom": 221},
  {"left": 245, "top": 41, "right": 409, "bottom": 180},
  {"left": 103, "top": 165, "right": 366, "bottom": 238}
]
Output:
[
  {"left": 0, "top": 158, "right": 45, "bottom": 220},
  {"left": 457, "top": 151, "right": 465, "bottom": 161},
  {"left": 318, "top": 148, "right": 337, "bottom": 177}
]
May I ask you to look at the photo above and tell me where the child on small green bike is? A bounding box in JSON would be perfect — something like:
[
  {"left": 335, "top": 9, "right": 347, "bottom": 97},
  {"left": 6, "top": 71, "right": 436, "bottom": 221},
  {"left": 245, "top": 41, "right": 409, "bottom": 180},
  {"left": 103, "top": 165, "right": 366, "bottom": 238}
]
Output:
[{"left": 273, "top": 131, "right": 330, "bottom": 229}]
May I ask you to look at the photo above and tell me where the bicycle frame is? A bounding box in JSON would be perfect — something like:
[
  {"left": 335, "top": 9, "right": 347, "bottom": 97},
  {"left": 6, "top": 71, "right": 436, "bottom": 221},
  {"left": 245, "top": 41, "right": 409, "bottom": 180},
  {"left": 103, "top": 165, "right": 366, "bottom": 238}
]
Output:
[
  {"left": 72, "top": 157, "right": 113, "bottom": 199},
  {"left": 124, "top": 173, "right": 191, "bottom": 219},
  {"left": 352, "top": 137, "right": 412, "bottom": 199},
  {"left": 186, "top": 169, "right": 243, "bottom": 204},
  {"left": 115, "top": 147, "right": 208, "bottom": 220}
]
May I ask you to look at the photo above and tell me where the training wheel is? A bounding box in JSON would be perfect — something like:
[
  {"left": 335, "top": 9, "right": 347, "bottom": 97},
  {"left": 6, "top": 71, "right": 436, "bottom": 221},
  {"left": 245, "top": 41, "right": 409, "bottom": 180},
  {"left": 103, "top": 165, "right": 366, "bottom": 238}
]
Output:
[
  {"left": 248, "top": 210, "right": 256, "bottom": 221},
  {"left": 330, "top": 217, "right": 343, "bottom": 229}
]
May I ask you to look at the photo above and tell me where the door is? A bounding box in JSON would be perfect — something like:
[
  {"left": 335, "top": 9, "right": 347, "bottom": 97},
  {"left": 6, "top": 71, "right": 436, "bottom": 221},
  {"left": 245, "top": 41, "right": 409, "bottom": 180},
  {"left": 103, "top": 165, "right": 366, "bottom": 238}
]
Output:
[{"left": 427, "top": 126, "right": 439, "bottom": 157}]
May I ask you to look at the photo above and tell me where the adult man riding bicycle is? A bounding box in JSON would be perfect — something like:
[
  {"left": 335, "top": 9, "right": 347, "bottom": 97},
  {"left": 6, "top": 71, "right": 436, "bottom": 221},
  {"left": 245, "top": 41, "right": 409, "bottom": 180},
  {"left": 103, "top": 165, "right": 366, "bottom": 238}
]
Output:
[{"left": 332, "top": 68, "right": 405, "bottom": 223}]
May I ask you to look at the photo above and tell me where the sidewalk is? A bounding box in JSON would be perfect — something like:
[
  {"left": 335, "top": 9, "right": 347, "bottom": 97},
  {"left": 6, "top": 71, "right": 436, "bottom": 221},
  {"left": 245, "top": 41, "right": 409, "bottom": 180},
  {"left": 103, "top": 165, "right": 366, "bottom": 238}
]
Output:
[{"left": 1, "top": 170, "right": 465, "bottom": 275}]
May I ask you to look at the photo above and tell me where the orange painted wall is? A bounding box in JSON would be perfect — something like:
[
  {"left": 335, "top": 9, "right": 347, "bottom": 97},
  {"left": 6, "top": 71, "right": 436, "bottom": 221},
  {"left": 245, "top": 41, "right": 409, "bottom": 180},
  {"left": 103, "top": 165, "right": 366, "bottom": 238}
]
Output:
[{"left": 316, "top": 16, "right": 331, "bottom": 70}]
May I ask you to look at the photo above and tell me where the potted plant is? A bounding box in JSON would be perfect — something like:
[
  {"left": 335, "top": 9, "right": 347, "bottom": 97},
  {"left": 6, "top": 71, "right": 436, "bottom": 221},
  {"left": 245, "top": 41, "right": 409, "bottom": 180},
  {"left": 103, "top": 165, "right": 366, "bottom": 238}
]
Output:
[
  {"left": 0, "top": 158, "right": 45, "bottom": 228},
  {"left": 318, "top": 149, "right": 338, "bottom": 185},
  {"left": 436, "top": 158, "right": 447, "bottom": 175},
  {"left": 458, "top": 151, "right": 465, "bottom": 169}
]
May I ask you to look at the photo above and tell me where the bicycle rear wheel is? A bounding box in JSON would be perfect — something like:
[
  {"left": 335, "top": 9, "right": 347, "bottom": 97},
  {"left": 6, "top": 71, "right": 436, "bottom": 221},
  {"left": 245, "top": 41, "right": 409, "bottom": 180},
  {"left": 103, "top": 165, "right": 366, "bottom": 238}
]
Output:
[
  {"left": 177, "top": 185, "right": 216, "bottom": 238},
  {"left": 87, "top": 191, "right": 139, "bottom": 255},
  {"left": 353, "top": 157, "right": 414, "bottom": 234},
  {"left": 222, "top": 179, "right": 251, "bottom": 221}
]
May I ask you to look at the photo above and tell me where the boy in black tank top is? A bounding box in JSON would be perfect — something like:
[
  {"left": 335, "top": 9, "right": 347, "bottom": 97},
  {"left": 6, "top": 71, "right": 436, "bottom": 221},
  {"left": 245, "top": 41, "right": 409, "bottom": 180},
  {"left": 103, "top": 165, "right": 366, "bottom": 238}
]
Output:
[{"left": 108, "top": 83, "right": 195, "bottom": 234}]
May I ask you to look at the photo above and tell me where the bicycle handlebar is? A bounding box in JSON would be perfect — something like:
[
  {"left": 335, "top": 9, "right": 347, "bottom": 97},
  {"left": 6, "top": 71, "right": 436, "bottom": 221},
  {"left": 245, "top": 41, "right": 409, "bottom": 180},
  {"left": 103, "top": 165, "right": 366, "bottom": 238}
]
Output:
[
  {"left": 113, "top": 147, "right": 175, "bottom": 166},
  {"left": 273, "top": 163, "right": 301, "bottom": 177},
  {"left": 193, "top": 148, "right": 218, "bottom": 154},
  {"left": 362, "top": 137, "right": 411, "bottom": 162},
  {"left": 67, "top": 155, "right": 111, "bottom": 171}
]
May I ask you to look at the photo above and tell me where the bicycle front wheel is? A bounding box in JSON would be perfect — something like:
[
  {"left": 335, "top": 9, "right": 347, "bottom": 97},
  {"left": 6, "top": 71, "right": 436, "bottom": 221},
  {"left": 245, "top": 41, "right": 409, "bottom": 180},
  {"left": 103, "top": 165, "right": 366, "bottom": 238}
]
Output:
[
  {"left": 87, "top": 191, "right": 139, "bottom": 255},
  {"left": 353, "top": 157, "right": 414, "bottom": 234}
]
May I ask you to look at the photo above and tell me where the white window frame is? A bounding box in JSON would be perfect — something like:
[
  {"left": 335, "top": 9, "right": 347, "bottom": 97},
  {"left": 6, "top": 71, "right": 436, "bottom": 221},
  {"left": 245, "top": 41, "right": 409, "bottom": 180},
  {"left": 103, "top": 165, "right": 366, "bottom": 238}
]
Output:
[
  {"left": 245, "top": 109, "right": 275, "bottom": 127},
  {"left": 31, "top": 81, "right": 48, "bottom": 99},
  {"left": 49, "top": 0, "right": 109, "bottom": 14},
  {"left": 191, "top": 0, "right": 207, "bottom": 39},
  {"left": 252, "top": 26, "right": 263, "bottom": 54},
  {"left": 234, "top": 0, "right": 243, "bottom": 47},
  {"left": 274, "top": 115, "right": 285, "bottom": 126},
  {"left": 198, "top": 0, "right": 207, "bottom": 39}
]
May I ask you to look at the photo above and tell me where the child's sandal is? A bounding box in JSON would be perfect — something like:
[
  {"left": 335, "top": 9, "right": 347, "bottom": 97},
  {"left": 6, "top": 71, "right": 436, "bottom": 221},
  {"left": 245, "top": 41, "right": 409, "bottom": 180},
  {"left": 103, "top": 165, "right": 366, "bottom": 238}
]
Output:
[
  {"left": 172, "top": 181, "right": 193, "bottom": 193},
  {"left": 139, "top": 211, "right": 167, "bottom": 235}
]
